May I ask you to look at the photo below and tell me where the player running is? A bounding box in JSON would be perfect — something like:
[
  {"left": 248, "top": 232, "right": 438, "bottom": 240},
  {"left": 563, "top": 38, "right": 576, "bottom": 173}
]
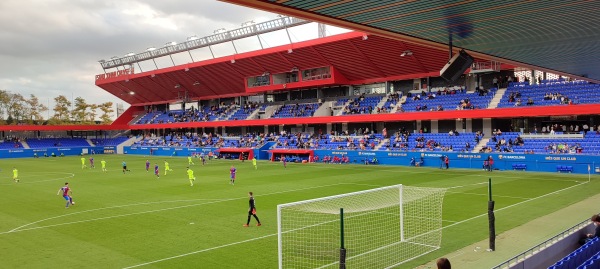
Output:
[
  {"left": 164, "top": 160, "right": 173, "bottom": 175},
  {"left": 101, "top": 159, "right": 107, "bottom": 172},
  {"left": 145, "top": 160, "right": 150, "bottom": 172},
  {"left": 229, "top": 165, "right": 236, "bottom": 185},
  {"left": 188, "top": 155, "right": 195, "bottom": 165},
  {"left": 81, "top": 157, "right": 87, "bottom": 169},
  {"left": 154, "top": 163, "right": 160, "bottom": 178},
  {"left": 89, "top": 157, "right": 95, "bottom": 168},
  {"left": 243, "top": 192, "right": 261, "bottom": 227},
  {"left": 57, "top": 182, "right": 74, "bottom": 208},
  {"left": 282, "top": 156, "right": 287, "bottom": 168},
  {"left": 122, "top": 161, "right": 130, "bottom": 173},
  {"left": 201, "top": 154, "right": 206, "bottom": 166},
  {"left": 252, "top": 157, "right": 257, "bottom": 170},
  {"left": 187, "top": 167, "right": 196, "bottom": 186},
  {"left": 12, "top": 167, "right": 19, "bottom": 183}
]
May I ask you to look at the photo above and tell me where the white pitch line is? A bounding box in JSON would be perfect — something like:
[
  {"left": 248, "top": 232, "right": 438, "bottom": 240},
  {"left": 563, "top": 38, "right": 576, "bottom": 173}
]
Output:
[
  {"left": 7, "top": 198, "right": 224, "bottom": 233},
  {"left": 446, "top": 191, "right": 531, "bottom": 200},
  {"left": 5, "top": 183, "right": 345, "bottom": 234},
  {"left": 120, "top": 180, "right": 589, "bottom": 268},
  {"left": 0, "top": 173, "right": 75, "bottom": 185},
  {"left": 122, "top": 233, "right": 278, "bottom": 269},
  {"left": 443, "top": 180, "right": 588, "bottom": 231}
]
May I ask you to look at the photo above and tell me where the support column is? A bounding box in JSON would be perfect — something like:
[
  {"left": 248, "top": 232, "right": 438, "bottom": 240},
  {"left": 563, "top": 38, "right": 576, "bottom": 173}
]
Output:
[
  {"left": 430, "top": 120, "right": 439, "bottom": 133},
  {"left": 483, "top": 118, "right": 493, "bottom": 136},
  {"left": 455, "top": 119, "right": 463, "bottom": 132},
  {"left": 466, "top": 118, "right": 473, "bottom": 133},
  {"left": 415, "top": 120, "right": 422, "bottom": 133},
  {"left": 264, "top": 125, "right": 268, "bottom": 135},
  {"left": 342, "top": 123, "right": 348, "bottom": 135},
  {"left": 326, "top": 123, "right": 332, "bottom": 135}
]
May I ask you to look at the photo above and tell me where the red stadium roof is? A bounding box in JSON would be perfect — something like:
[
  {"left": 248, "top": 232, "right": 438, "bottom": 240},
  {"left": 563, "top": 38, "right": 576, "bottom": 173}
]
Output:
[{"left": 96, "top": 31, "right": 496, "bottom": 106}]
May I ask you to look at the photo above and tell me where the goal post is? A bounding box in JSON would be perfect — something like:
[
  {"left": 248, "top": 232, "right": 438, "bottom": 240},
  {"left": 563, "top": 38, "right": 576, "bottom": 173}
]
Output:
[{"left": 277, "top": 184, "right": 446, "bottom": 269}]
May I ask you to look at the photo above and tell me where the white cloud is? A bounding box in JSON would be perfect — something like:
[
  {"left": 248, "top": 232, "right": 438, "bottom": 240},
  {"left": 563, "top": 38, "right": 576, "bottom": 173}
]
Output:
[{"left": 0, "top": 0, "right": 349, "bottom": 120}]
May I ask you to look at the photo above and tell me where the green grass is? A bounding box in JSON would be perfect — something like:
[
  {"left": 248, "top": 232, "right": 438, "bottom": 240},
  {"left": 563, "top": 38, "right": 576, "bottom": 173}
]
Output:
[{"left": 0, "top": 155, "right": 597, "bottom": 269}]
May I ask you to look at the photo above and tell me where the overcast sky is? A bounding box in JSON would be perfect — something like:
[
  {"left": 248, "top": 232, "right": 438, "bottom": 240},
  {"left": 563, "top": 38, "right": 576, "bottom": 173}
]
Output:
[{"left": 0, "top": 0, "right": 349, "bottom": 119}]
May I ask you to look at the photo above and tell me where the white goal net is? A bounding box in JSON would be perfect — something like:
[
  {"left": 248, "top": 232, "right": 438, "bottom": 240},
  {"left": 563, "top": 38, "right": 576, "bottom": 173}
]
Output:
[{"left": 277, "top": 184, "right": 446, "bottom": 269}]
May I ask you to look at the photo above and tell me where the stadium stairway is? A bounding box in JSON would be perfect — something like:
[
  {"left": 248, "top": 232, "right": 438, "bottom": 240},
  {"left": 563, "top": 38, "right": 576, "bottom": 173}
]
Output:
[
  {"left": 86, "top": 139, "right": 95, "bottom": 146},
  {"left": 472, "top": 137, "right": 490, "bottom": 153},
  {"left": 20, "top": 141, "right": 30, "bottom": 149},
  {"left": 335, "top": 100, "right": 352, "bottom": 116},
  {"left": 264, "top": 105, "right": 282, "bottom": 119},
  {"left": 247, "top": 108, "right": 260, "bottom": 120},
  {"left": 313, "top": 101, "right": 334, "bottom": 117},
  {"left": 390, "top": 96, "right": 406, "bottom": 113},
  {"left": 373, "top": 97, "right": 389, "bottom": 114},
  {"left": 222, "top": 107, "right": 238, "bottom": 121},
  {"left": 487, "top": 88, "right": 508, "bottom": 109},
  {"left": 374, "top": 138, "right": 389, "bottom": 150},
  {"left": 118, "top": 136, "right": 141, "bottom": 154}
]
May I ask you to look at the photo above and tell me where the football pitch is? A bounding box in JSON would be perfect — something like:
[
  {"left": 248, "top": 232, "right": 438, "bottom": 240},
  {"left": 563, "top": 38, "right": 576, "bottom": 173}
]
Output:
[{"left": 0, "top": 154, "right": 597, "bottom": 269}]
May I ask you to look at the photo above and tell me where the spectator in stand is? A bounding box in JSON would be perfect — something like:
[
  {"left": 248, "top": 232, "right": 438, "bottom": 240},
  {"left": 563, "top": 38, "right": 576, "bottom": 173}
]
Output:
[
  {"left": 581, "top": 214, "right": 600, "bottom": 245},
  {"left": 436, "top": 258, "right": 451, "bottom": 269}
]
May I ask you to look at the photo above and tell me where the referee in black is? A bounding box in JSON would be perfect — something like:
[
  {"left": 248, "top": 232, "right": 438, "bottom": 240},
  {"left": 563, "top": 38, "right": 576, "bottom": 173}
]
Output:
[{"left": 244, "top": 192, "right": 262, "bottom": 227}]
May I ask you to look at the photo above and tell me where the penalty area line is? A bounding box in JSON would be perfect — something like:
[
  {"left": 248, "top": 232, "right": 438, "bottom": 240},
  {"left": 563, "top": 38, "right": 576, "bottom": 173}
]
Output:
[
  {"left": 5, "top": 182, "right": 345, "bottom": 234},
  {"left": 122, "top": 233, "right": 277, "bottom": 269}
]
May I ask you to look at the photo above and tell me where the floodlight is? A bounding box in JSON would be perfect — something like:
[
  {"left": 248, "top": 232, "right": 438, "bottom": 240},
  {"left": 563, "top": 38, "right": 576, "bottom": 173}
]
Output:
[
  {"left": 165, "top": 41, "right": 177, "bottom": 47},
  {"left": 187, "top": 35, "right": 199, "bottom": 41},
  {"left": 287, "top": 49, "right": 293, "bottom": 53},
  {"left": 184, "top": 68, "right": 189, "bottom": 71},
  {"left": 98, "top": 59, "right": 106, "bottom": 63},
  {"left": 129, "top": 91, "right": 135, "bottom": 95},
  {"left": 147, "top": 47, "right": 156, "bottom": 51},
  {"left": 125, "top": 52, "right": 135, "bottom": 56},
  {"left": 193, "top": 81, "right": 200, "bottom": 86},
  {"left": 174, "top": 84, "right": 181, "bottom": 88}
]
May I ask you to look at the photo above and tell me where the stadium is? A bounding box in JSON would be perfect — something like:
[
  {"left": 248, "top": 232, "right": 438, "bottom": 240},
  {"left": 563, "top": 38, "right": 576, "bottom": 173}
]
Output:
[{"left": 2, "top": 1, "right": 600, "bottom": 268}]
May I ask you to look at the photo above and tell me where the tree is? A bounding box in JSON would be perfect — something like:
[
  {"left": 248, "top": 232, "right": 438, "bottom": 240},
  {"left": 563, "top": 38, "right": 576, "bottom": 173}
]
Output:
[
  {"left": 99, "top": 102, "right": 114, "bottom": 124},
  {"left": 71, "top": 96, "right": 87, "bottom": 123},
  {"left": 25, "top": 94, "right": 48, "bottom": 124},
  {"left": 86, "top": 104, "right": 98, "bottom": 123},
  {"left": 51, "top": 95, "right": 71, "bottom": 124},
  {"left": 0, "top": 90, "right": 10, "bottom": 123},
  {"left": 6, "top": 93, "right": 26, "bottom": 124}
]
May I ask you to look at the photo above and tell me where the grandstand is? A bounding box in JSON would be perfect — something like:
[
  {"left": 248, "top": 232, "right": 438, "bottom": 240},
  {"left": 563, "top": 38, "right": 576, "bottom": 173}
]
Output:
[
  {"left": 497, "top": 80, "right": 600, "bottom": 108},
  {"left": 0, "top": 2, "right": 598, "bottom": 268}
]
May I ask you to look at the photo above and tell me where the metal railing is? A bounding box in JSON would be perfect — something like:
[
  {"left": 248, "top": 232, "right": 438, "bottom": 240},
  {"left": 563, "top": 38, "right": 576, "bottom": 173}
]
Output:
[
  {"left": 99, "top": 16, "right": 309, "bottom": 70},
  {"left": 491, "top": 217, "right": 591, "bottom": 269}
]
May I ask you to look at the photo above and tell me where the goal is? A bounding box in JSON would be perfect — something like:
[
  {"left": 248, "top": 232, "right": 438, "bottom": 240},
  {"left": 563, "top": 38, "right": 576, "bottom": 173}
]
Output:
[{"left": 277, "top": 185, "right": 446, "bottom": 269}]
